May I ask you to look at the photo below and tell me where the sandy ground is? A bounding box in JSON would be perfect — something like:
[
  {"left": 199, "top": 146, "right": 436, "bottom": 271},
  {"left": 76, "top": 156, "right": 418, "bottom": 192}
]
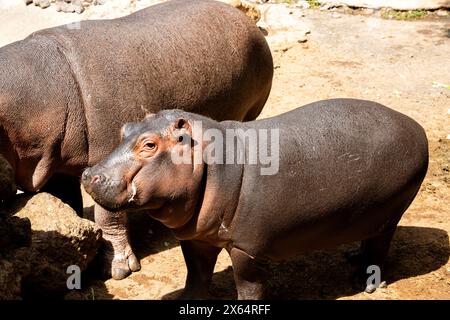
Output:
[{"left": 1, "top": 0, "right": 449, "bottom": 300}]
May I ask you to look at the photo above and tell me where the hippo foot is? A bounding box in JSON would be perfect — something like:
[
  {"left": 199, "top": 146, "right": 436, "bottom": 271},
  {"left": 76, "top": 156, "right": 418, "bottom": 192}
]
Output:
[
  {"left": 112, "top": 252, "right": 141, "bottom": 280},
  {"left": 101, "top": 246, "right": 141, "bottom": 280},
  {"left": 350, "top": 268, "right": 387, "bottom": 294}
]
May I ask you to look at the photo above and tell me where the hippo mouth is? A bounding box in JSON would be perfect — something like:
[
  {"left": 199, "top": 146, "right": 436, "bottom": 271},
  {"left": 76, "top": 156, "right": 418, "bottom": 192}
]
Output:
[
  {"left": 128, "top": 180, "right": 138, "bottom": 203},
  {"left": 89, "top": 189, "right": 131, "bottom": 212},
  {"left": 91, "top": 178, "right": 165, "bottom": 213},
  {"left": 82, "top": 162, "right": 146, "bottom": 212},
  {"left": 82, "top": 176, "right": 135, "bottom": 212}
]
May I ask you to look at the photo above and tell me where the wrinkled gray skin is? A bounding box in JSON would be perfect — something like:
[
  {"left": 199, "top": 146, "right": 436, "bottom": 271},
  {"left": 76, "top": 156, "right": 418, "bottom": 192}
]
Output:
[
  {"left": 0, "top": 0, "right": 273, "bottom": 279},
  {"left": 83, "top": 99, "right": 429, "bottom": 299}
]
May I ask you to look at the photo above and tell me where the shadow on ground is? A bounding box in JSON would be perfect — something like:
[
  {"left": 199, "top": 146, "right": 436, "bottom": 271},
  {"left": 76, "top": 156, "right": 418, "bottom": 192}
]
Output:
[
  {"left": 84, "top": 206, "right": 178, "bottom": 258},
  {"left": 163, "top": 226, "right": 449, "bottom": 300},
  {"left": 71, "top": 208, "right": 176, "bottom": 299}
]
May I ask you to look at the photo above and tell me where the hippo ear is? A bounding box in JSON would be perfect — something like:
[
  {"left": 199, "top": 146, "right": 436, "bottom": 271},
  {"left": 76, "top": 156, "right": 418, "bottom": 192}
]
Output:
[
  {"left": 173, "top": 118, "right": 190, "bottom": 131},
  {"left": 120, "top": 123, "right": 134, "bottom": 141},
  {"left": 172, "top": 118, "right": 197, "bottom": 146}
]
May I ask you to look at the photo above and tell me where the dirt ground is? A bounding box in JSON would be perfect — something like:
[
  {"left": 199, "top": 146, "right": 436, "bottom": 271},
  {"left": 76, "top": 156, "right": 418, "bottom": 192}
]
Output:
[{"left": 1, "top": 1, "right": 449, "bottom": 300}]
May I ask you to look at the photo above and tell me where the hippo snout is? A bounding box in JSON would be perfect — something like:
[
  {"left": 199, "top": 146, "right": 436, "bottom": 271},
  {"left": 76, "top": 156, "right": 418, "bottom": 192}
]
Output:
[
  {"left": 81, "top": 166, "right": 130, "bottom": 210},
  {"left": 81, "top": 168, "right": 106, "bottom": 195},
  {"left": 81, "top": 168, "right": 103, "bottom": 187}
]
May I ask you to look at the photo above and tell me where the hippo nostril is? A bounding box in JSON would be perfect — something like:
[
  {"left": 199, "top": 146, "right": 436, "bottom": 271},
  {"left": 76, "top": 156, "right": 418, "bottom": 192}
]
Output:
[{"left": 90, "top": 175, "right": 102, "bottom": 185}]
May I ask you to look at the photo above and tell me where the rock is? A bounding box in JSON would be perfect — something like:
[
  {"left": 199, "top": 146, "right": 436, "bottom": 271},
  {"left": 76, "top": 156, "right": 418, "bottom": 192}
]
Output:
[
  {"left": 258, "top": 3, "right": 310, "bottom": 35},
  {"left": 28, "top": 0, "right": 98, "bottom": 12},
  {"left": 424, "top": 182, "right": 438, "bottom": 193},
  {"left": 55, "top": 1, "right": 76, "bottom": 13},
  {"left": 0, "top": 248, "right": 31, "bottom": 300},
  {"left": 1, "top": 192, "right": 100, "bottom": 298},
  {"left": 38, "top": 0, "right": 50, "bottom": 9},
  {"left": 260, "top": 4, "right": 311, "bottom": 47},
  {"left": 436, "top": 9, "right": 449, "bottom": 16},
  {"left": 8, "top": 193, "right": 102, "bottom": 296},
  {"left": 0, "top": 215, "right": 31, "bottom": 253},
  {"left": 75, "top": 6, "right": 85, "bottom": 14},
  {"left": 72, "top": 0, "right": 83, "bottom": 8},
  {"left": 33, "top": 0, "right": 47, "bottom": 8},
  {"left": 24, "top": 0, "right": 33, "bottom": 5},
  {"left": 0, "top": 214, "right": 31, "bottom": 300},
  {"left": 0, "top": 155, "right": 16, "bottom": 204},
  {"left": 365, "top": 283, "right": 377, "bottom": 293},
  {"left": 238, "top": 1, "right": 261, "bottom": 23},
  {"left": 74, "top": 2, "right": 85, "bottom": 14},
  {"left": 295, "top": 1, "right": 311, "bottom": 9},
  {"left": 363, "top": 8, "right": 375, "bottom": 14},
  {"left": 221, "top": 0, "right": 261, "bottom": 23},
  {"left": 320, "top": 3, "right": 334, "bottom": 11}
]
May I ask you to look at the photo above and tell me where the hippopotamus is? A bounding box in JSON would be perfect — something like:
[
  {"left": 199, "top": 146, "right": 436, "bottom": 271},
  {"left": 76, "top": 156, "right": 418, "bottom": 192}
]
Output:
[
  {"left": 81, "top": 98, "right": 429, "bottom": 299},
  {"left": 0, "top": 0, "right": 273, "bottom": 279}
]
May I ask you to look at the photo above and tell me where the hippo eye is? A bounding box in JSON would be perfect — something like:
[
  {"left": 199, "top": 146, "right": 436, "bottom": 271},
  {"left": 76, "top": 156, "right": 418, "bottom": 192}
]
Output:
[
  {"left": 178, "top": 135, "right": 183, "bottom": 143},
  {"left": 138, "top": 138, "right": 158, "bottom": 157},
  {"left": 140, "top": 140, "right": 157, "bottom": 154}
]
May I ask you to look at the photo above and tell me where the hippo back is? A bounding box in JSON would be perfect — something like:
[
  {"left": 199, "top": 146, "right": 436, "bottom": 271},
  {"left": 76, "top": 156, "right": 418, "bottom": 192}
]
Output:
[
  {"left": 30, "top": 0, "right": 273, "bottom": 165},
  {"left": 231, "top": 99, "right": 428, "bottom": 259}
]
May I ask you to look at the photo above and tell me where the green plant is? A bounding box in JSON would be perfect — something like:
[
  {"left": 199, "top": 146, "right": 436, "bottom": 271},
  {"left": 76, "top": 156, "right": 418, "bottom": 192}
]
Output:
[
  {"left": 306, "top": 0, "right": 321, "bottom": 8},
  {"left": 381, "top": 9, "right": 428, "bottom": 20},
  {"left": 89, "top": 288, "right": 96, "bottom": 300}
]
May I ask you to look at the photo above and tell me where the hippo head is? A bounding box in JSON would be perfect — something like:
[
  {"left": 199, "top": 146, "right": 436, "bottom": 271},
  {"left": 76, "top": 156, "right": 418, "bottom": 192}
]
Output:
[{"left": 82, "top": 110, "right": 205, "bottom": 227}]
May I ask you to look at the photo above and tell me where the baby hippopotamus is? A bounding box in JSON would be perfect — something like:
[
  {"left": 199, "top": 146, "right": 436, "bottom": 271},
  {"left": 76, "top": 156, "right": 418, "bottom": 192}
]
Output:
[{"left": 82, "top": 98, "right": 428, "bottom": 299}]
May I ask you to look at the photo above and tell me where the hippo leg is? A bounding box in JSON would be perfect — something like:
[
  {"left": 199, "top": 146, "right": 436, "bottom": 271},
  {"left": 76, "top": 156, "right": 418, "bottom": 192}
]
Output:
[
  {"left": 94, "top": 205, "right": 141, "bottom": 280},
  {"left": 179, "top": 240, "right": 222, "bottom": 299},
  {"left": 229, "top": 247, "right": 269, "bottom": 300},
  {"left": 351, "top": 226, "right": 397, "bottom": 293},
  {"left": 41, "top": 174, "right": 83, "bottom": 215}
]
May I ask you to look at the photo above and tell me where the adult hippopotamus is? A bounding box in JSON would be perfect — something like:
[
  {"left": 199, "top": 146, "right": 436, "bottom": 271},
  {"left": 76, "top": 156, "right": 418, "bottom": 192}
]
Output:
[
  {"left": 82, "top": 99, "right": 428, "bottom": 299},
  {"left": 0, "top": 0, "right": 273, "bottom": 279}
]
